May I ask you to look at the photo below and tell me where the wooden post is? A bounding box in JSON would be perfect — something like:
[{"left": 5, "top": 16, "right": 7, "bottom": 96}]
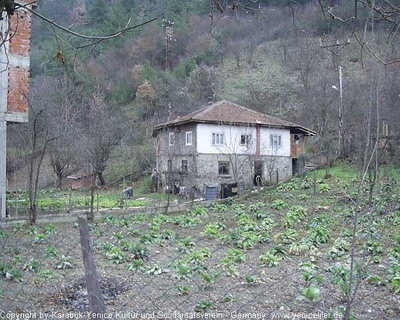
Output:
[{"left": 78, "top": 215, "right": 106, "bottom": 314}]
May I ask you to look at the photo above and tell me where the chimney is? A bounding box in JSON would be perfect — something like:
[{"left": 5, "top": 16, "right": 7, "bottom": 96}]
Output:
[{"left": 172, "top": 110, "right": 179, "bottom": 120}]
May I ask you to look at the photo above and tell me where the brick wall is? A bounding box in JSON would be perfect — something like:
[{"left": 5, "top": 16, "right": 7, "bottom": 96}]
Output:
[
  {"left": 6, "top": 2, "right": 35, "bottom": 117},
  {"left": 7, "top": 66, "right": 29, "bottom": 113}
]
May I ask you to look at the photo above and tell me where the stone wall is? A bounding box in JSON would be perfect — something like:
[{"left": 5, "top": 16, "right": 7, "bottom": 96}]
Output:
[{"left": 195, "top": 153, "right": 292, "bottom": 192}]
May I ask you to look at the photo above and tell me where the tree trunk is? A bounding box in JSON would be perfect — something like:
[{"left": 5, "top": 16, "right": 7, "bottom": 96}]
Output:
[
  {"left": 56, "top": 172, "right": 63, "bottom": 189},
  {"left": 97, "top": 171, "right": 106, "bottom": 186}
]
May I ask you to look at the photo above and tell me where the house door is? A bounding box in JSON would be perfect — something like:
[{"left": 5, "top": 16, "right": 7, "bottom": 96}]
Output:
[{"left": 253, "top": 161, "right": 263, "bottom": 186}]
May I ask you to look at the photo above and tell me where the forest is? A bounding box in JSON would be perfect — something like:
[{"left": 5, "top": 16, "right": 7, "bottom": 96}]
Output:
[{"left": 6, "top": 0, "right": 400, "bottom": 190}]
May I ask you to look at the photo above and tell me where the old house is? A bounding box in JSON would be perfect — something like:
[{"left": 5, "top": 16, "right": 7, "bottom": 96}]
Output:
[{"left": 152, "top": 100, "right": 315, "bottom": 196}]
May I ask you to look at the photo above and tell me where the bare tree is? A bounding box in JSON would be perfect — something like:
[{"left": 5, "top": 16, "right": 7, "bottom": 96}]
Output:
[
  {"left": 26, "top": 77, "right": 59, "bottom": 224},
  {"left": 76, "top": 88, "right": 124, "bottom": 187}
]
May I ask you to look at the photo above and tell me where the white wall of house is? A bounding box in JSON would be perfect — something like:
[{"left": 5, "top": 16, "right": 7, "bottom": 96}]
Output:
[
  {"left": 260, "top": 127, "right": 291, "bottom": 157},
  {"left": 196, "top": 123, "right": 290, "bottom": 157}
]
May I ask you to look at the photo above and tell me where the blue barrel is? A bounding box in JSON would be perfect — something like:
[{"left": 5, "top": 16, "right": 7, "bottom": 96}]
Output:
[{"left": 205, "top": 185, "right": 217, "bottom": 201}]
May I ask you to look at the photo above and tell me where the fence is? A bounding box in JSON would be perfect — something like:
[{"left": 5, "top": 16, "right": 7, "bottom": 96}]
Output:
[{"left": 0, "top": 175, "right": 399, "bottom": 319}]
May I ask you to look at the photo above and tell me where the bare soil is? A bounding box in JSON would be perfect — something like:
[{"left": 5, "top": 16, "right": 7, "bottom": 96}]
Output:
[{"left": 0, "top": 204, "right": 399, "bottom": 320}]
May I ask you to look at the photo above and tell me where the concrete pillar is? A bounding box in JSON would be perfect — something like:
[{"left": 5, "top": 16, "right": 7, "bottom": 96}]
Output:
[
  {"left": 0, "top": 17, "right": 9, "bottom": 219},
  {"left": 0, "top": 117, "right": 5, "bottom": 218}
]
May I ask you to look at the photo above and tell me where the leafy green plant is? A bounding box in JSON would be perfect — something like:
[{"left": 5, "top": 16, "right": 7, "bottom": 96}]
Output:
[
  {"left": 244, "top": 273, "right": 257, "bottom": 284},
  {"left": 111, "top": 231, "right": 126, "bottom": 244},
  {"left": 23, "top": 258, "right": 40, "bottom": 272},
  {"left": 222, "top": 294, "right": 235, "bottom": 303},
  {"left": 37, "top": 269, "right": 56, "bottom": 281},
  {"left": 388, "top": 262, "right": 400, "bottom": 293},
  {"left": 0, "top": 263, "right": 23, "bottom": 282},
  {"left": 174, "top": 215, "right": 202, "bottom": 228},
  {"left": 289, "top": 241, "right": 309, "bottom": 255},
  {"left": 232, "top": 203, "right": 247, "bottom": 217},
  {"left": 0, "top": 229, "right": 6, "bottom": 239},
  {"left": 11, "top": 255, "right": 22, "bottom": 265},
  {"left": 202, "top": 222, "right": 225, "bottom": 238},
  {"left": 43, "top": 224, "right": 57, "bottom": 234},
  {"left": 271, "top": 199, "right": 285, "bottom": 210},
  {"left": 300, "top": 260, "right": 323, "bottom": 284},
  {"left": 363, "top": 240, "right": 384, "bottom": 256},
  {"left": 328, "top": 238, "right": 350, "bottom": 259},
  {"left": 366, "top": 275, "right": 386, "bottom": 287},
  {"left": 269, "top": 245, "right": 289, "bottom": 260},
  {"left": 12, "top": 224, "right": 24, "bottom": 233},
  {"left": 198, "top": 270, "right": 219, "bottom": 287},
  {"left": 259, "top": 251, "right": 281, "bottom": 267},
  {"left": 143, "top": 264, "right": 166, "bottom": 275},
  {"left": 104, "top": 245, "right": 127, "bottom": 264},
  {"left": 125, "top": 242, "right": 149, "bottom": 261},
  {"left": 45, "top": 245, "right": 60, "bottom": 258},
  {"left": 319, "top": 183, "right": 330, "bottom": 193},
  {"left": 258, "top": 217, "right": 275, "bottom": 230},
  {"left": 275, "top": 228, "right": 298, "bottom": 244},
  {"left": 300, "top": 176, "right": 312, "bottom": 189},
  {"left": 210, "top": 202, "right": 228, "bottom": 213},
  {"left": 56, "top": 255, "right": 73, "bottom": 269},
  {"left": 221, "top": 248, "right": 246, "bottom": 265},
  {"left": 306, "top": 226, "right": 331, "bottom": 246},
  {"left": 127, "top": 259, "right": 144, "bottom": 271},
  {"left": 176, "top": 284, "right": 189, "bottom": 295},
  {"left": 32, "top": 233, "right": 47, "bottom": 244},
  {"left": 195, "top": 300, "right": 213, "bottom": 312},
  {"left": 223, "top": 264, "right": 239, "bottom": 277},
  {"left": 326, "top": 261, "right": 367, "bottom": 299},
  {"left": 188, "top": 206, "right": 207, "bottom": 217},
  {"left": 255, "top": 210, "right": 270, "bottom": 220},
  {"left": 126, "top": 227, "right": 140, "bottom": 237},
  {"left": 177, "top": 236, "right": 196, "bottom": 254},
  {"left": 257, "top": 230, "right": 271, "bottom": 243},
  {"left": 299, "top": 284, "right": 320, "bottom": 301},
  {"left": 172, "top": 261, "right": 192, "bottom": 280},
  {"left": 93, "top": 228, "right": 105, "bottom": 236},
  {"left": 277, "top": 180, "right": 297, "bottom": 192},
  {"left": 186, "top": 248, "right": 210, "bottom": 264},
  {"left": 234, "top": 231, "right": 258, "bottom": 250}
]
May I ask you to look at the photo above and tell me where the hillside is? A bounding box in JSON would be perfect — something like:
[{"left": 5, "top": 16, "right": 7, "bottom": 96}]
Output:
[
  {"left": 5, "top": 0, "right": 400, "bottom": 188},
  {"left": 1, "top": 165, "right": 399, "bottom": 317}
]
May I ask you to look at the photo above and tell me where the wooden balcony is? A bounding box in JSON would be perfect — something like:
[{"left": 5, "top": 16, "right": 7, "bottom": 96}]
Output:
[{"left": 290, "top": 134, "right": 306, "bottom": 158}]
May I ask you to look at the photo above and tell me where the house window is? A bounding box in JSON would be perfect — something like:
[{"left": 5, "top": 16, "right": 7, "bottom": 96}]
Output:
[
  {"left": 218, "top": 161, "right": 230, "bottom": 175},
  {"left": 167, "top": 160, "right": 172, "bottom": 171},
  {"left": 270, "top": 134, "right": 282, "bottom": 149},
  {"left": 212, "top": 133, "right": 224, "bottom": 146},
  {"left": 181, "top": 160, "right": 188, "bottom": 172},
  {"left": 240, "top": 134, "right": 251, "bottom": 146},
  {"left": 186, "top": 131, "right": 192, "bottom": 146},
  {"left": 169, "top": 132, "right": 175, "bottom": 146}
]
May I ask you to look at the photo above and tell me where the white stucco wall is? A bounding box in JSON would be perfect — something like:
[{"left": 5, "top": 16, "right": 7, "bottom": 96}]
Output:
[
  {"left": 196, "top": 123, "right": 290, "bottom": 157},
  {"left": 260, "top": 127, "right": 291, "bottom": 157}
]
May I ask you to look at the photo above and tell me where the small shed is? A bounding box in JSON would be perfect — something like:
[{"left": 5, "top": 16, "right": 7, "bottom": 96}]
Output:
[{"left": 67, "top": 173, "right": 95, "bottom": 189}]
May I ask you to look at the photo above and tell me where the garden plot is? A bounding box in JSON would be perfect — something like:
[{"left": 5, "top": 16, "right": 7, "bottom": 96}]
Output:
[{"left": 0, "top": 168, "right": 399, "bottom": 319}]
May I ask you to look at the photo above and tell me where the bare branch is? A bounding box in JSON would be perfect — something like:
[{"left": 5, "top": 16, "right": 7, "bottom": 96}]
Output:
[{"left": 17, "top": 3, "right": 158, "bottom": 41}]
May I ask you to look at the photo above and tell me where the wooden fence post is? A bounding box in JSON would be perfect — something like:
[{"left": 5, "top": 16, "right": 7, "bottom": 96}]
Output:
[{"left": 78, "top": 214, "right": 106, "bottom": 314}]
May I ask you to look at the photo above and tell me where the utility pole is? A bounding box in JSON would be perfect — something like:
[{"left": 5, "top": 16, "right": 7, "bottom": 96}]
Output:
[
  {"left": 162, "top": 19, "right": 175, "bottom": 70},
  {"left": 332, "top": 65, "right": 343, "bottom": 159},
  {"left": 338, "top": 65, "right": 343, "bottom": 159}
]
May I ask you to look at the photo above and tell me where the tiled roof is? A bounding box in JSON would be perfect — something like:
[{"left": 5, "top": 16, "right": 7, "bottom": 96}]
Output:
[{"left": 154, "top": 100, "right": 315, "bottom": 135}]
